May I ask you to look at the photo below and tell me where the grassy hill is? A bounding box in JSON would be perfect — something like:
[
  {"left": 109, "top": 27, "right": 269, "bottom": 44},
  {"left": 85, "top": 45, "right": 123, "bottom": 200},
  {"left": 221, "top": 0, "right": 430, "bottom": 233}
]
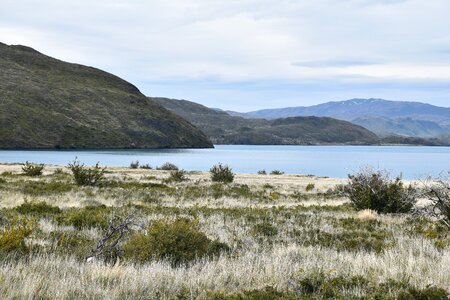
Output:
[
  {"left": 152, "top": 98, "right": 380, "bottom": 145},
  {"left": 0, "top": 43, "right": 212, "bottom": 149}
]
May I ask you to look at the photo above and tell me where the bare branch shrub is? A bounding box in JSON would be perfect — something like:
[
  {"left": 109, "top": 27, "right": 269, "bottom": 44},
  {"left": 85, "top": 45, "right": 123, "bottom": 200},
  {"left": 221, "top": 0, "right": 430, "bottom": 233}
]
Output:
[
  {"left": 422, "top": 173, "right": 450, "bottom": 228},
  {"left": 87, "top": 212, "right": 135, "bottom": 262}
]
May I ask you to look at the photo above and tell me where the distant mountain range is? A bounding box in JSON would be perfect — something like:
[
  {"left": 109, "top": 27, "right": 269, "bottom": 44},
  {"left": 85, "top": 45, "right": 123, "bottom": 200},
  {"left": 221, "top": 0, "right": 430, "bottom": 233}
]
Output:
[
  {"left": 153, "top": 98, "right": 448, "bottom": 146},
  {"left": 228, "top": 98, "right": 450, "bottom": 138},
  {"left": 0, "top": 42, "right": 212, "bottom": 149}
]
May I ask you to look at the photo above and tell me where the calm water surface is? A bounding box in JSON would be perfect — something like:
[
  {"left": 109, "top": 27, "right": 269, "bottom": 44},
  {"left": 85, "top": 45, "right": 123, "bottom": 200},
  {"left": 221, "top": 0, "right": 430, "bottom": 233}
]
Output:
[{"left": 0, "top": 145, "right": 449, "bottom": 179}]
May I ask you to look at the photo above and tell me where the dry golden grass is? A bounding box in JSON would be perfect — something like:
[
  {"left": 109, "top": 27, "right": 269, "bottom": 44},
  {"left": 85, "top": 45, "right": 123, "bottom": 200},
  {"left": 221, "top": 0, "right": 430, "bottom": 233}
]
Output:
[{"left": 0, "top": 163, "right": 449, "bottom": 299}]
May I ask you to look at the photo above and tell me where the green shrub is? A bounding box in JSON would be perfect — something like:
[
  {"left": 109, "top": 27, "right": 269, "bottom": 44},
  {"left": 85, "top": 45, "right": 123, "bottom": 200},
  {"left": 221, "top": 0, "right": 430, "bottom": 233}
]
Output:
[
  {"left": 405, "top": 218, "right": 450, "bottom": 249},
  {"left": 1, "top": 171, "right": 15, "bottom": 177},
  {"left": 123, "top": 218, "right": 229, "bottom": 266},
  {"left": 68, "top": 159, "right": 106, "bottom": 186},
  {"left": 208, "top": 286, "right": 290, "bottom": 300},
  {"left": 57, "top": 206, "right": 109, "bottom": 229},
  {"left": 209, "top": 276, "right": 449, "bottom": 300},
  {"left": 343, "top": 169, "right": 416, "bottom": 213},
  {"left": 53, "top": 168, "right": 66, "bottom": 176},
  {"left": 305, "top": 183, "right": 315, "bottom": 192},
  {"left": 101, "top": 180, "right": 170, "bottom": 190},
  {"left": 129, "top": 161, "right": 139, "bottom": 169},
  {"left": 15, "top": 201, "right": 61, "bottom": 216},
  {"left": 397, "top": 286, "right": 449, "bottom": 300},
  {"left": 21, "top": 180, "right": 74, "bottom": 196},
  {"left": 166, "top": 170, "right": 188, "bottom": 182},
  {"left": 157, "top": 162, "right": 179, "bottom": 171},
  {"left": 21, "top": 161, "right": 44, "bottom": 176},
  {"left": 140, "top": 163, "right": 152, "bottom": 169},
  {"left": 270, "top": 170, "right": 284, "bottom": 175},
  {"left": 252, "top": 221, "right": 278, "bottom": 237},
  {"left": 50, "top": 231, "right": 95, "bottom": 259},
  {"left": 257, "top": 170, "right": 267, "bottom": 175},
  {"left": 210, "top": 163, "right": 234, "bottom": 183},
  {"left": 0, "top": 218, "right": 36, "bottom": 255}
]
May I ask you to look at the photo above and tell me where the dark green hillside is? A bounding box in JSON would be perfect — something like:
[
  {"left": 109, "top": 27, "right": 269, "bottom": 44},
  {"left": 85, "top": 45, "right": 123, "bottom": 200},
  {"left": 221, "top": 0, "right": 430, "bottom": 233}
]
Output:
[
  {"left": 236, "top": 98, "right": 450, "bottom": 138},
  {"left": 0, "top": 43, "right": 212, "bottom": 149},
  {"left": 152, "top": 97, "right": 380, "bottom": 145}
]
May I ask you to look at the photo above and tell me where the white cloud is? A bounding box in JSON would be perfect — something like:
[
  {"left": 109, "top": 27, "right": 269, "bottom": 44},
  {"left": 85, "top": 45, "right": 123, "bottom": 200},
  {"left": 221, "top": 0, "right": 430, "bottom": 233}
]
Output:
[{"left": 0, "top": 0, "right": 449, "bottom": 109}]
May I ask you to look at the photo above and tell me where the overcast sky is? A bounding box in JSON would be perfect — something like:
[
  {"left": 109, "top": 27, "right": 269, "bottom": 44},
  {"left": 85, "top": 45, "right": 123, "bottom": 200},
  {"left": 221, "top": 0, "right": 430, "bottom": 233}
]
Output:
[{"left": 1, "top": 0, "right": 450, "bottom": 111}]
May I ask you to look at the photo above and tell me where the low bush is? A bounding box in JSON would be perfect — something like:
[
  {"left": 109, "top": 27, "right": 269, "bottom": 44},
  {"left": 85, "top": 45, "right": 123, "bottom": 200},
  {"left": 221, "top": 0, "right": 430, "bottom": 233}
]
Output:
[
  {"left": 210, "top": 163, "right": 234, "bottom": 183},
  {"left": 140, "top": 163, "right": 152, "bottom": 169},
  {"left": 405, "top": 217, "right": 450, "bottom": 249},
  {"left": 0, "top": 218, "right": 36, "bottom": 256},
  {"left": 68, "top": 159, "right": 106, "bottom": 186},
  {"left": 129, "top": 161, "right": 139, "bottom": 169},
  {"left": 1, "top": 171, "right": 15, "bottom": 177},
  {"left": 50, "top": 231, "right": 95, "bottom": 259},
  {"left": 101, "top": 180, "right": 170, "bottom": 190},
  {"left": 297, "top": 273, "right": 449, "bottom": 299},
  {"left": 343, "top": 169, "right": 416, "bottom": 214},
  {"left": 21, "top": 180, "right": 74, "bottom": 196},
  {"left": 257, "top": 170, "right": 267, "bottom": 175},
  {"left": 57, "top": 206, "right": 109, "bottom": 229},
  {"left": 15, "top": 201, "right": 61, "bottom": 216},
  {"left": 208, "top": 276, "right": 449, "bottom": 299},
  {"left": 305, "top": 183, "right": 315, "bottom": 192},
  {"left": 21, "top": 161, "right": 44, "bottom": 176},
  {"left": 270, "top": 170, "right": 284, "bottom": 175},
  {"left": 166, "top": 170, "right": 188, "bottom": 182},
  {"left": 157, "top": 162, "right": 179, "bottom": 171},
  {"left": 252, "top": 221, "right": 278, "bottom": 237},
  {"left": 53, "top": 168, "right": 66, "bottom": 176},
  {"left": 123, "top": 218, "right": 229, "bottom": 266}
]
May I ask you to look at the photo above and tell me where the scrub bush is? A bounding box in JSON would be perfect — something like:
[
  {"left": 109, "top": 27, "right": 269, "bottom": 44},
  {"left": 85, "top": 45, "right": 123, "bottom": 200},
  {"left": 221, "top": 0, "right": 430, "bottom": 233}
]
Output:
[
  {"left": 68, "top": 159, "right": 106, "bottom": 186},
  {"left": 166, "top": 170, "right": 188, "bottom": 182},
  {"left": 123, "top": 218, "right": 229, "bottom": 266},
  {"left": 15, "top": 201, "right": 61, "bottom": 216},
  {"left": 129, "top": 161, "right": 139, "bottom": 169},
  {"left": 0, "top": 218, "right": 36, "bottom": 255},
  {"left": 270, "top": 170, "right": 284, "bottom": 175},
  {"left": 343, "top": 169, "right": 416, "bottom": 213},
  {"left": 306, "top": 183, "right": 315, "bottom": 192},
  {"left": 157, "top": 162, "right": 179, "bottom": 171},
  {"left": 22, "top": 161, "right": 44, "bottom": 176},
  {"left": 210, "top": 163, "right": 234, "bottom": 183}
]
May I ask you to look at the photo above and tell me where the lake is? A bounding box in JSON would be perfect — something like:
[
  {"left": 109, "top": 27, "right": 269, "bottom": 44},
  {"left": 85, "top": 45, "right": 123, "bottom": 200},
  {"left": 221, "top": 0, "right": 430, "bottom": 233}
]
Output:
[{"left": 0, "top": 145, "right": 449, "bottom": 179}]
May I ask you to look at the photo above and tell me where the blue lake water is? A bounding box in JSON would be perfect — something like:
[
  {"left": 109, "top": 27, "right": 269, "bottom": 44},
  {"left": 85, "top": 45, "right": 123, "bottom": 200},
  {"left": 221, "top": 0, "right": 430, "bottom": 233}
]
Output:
[{"left": 0, "top": 145, "right": 449, "bottom": 179}]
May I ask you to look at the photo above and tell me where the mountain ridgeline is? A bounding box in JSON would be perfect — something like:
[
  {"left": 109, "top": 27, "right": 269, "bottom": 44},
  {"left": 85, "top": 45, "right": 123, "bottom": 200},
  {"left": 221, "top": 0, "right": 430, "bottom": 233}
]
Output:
[
  {"left": 152, "top": 98, "right": 380, "bottom": 145},
  {"left": 230, "top": 98, "right": 450, "bottom": 139},
  {"left": 0, "top": 42, "right": 212, "bottom": 149}
]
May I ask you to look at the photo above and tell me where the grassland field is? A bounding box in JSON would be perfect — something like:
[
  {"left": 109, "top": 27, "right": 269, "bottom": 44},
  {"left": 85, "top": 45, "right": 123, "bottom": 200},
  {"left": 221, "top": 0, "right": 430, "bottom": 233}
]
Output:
[{"left": 0, "top": 163, "right": 449, "bottom": 299}]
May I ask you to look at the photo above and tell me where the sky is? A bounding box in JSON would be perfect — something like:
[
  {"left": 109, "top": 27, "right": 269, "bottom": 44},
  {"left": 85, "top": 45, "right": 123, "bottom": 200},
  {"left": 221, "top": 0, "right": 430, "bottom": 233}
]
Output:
[{"left": 1, "top": 0, "right": 450, "bottom": 111}]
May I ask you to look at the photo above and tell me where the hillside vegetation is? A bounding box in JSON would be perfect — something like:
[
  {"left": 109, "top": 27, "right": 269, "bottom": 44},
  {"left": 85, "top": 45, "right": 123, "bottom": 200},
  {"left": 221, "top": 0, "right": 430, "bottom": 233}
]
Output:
[
  {"left": 232, "top": 98, "right": 450, "bottom": 138},
  {"left": 0, "top": 43, "right": 212, "bottom": 149},
  {"left": 152, "top": 97, "right": 380, "bottom": 145}
]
